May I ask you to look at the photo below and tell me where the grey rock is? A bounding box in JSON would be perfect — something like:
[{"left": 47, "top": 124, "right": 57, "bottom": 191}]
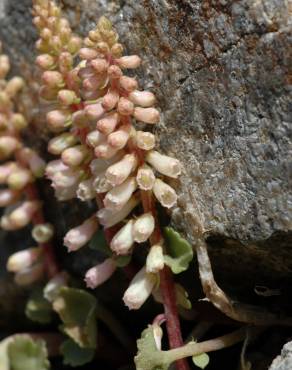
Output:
[{"left": 269, "top": 341, "right": 292, "bottom": 370}]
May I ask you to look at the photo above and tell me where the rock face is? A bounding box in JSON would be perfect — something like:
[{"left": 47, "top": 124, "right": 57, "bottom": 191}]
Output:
[{"left": 0, "top": 0, "right": 291, "bottom": 357}]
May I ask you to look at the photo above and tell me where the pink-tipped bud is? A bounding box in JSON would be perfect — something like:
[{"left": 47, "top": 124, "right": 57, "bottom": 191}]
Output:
[
  {"left": 67, "top": 36, "right": 82, "bottom": 54},
  {"left": 61, "top": 144, "right": 89, "bottom": 167},
  {"left": 85, "top": 258, "right": 117, "bottom": 289},
  {"left": 36, "top": 54, "right": 55, "bottom": 70},
  {"left": 102, "top": 89, "right": 119, "bottom": 111},
  {"left": 0, "top": 162, "right": 18, "bottom": 184},
  {"left": 136, "top": 164, "right": 155, "bottom": 190},
  {"left": 146, "top": 150, "right": 181, "bottom": 178},
  {"left": 105, "top": 153, "right": 138, "bottom": 186},
  {"left": 116, "top": 55, "right": 142, "bottom": 69},
  {"left": 39, "top": 86, "right": 58, "bottom": 101},
  {"left": 94, "top": 143, "right": 119, "bottom": 159},
  {"left": 134, "top": 107, "right": 160, "bottom": 124},
  {"left": 14, "top": 262, "right": 44, "bottom": 286},
  {"left": 47, "top": 110, "right": 72, "bottom": 132},
  {"left": 117, "top": 97, "right": 134, "bottom": 116},
  {"left": 146, "top": 245, "right": 164, "bottom": 273},
  {"left": 7, "top": 168, "right": 33, "bottom": 190},
  {"left": 86, "top": 130, "right": 106, "bottom": 148},
  {"left": 153, "top": 179, "right": 177, "bottom": 208},
  {"left": 48, "top": 133, "right": 78, "bottom": 155},
  {"left": 59, "top": 51, "right": 73, "bottom": 73},
  {"left": 135, "top": 131, "right": 156, "bottom": 150},
  {"left": 46, "top": 159, "right": 67, "bottom": 177},
  {"left": 133, "top": 213, "right": 155, "bottom": 243},
  {"left": 64, "top": 217, "right": 99, "bottom": 252},
  {"left": 11, "top": 113, "right": 28, "bottom": 130},
  {"left": 0, "top": 136, "right": 21, "bottom": 159},
  {"left": 104, "top": 177, "right": 137, "bottom": 211},
  {"left": 97, "top": 195, "right": 139, "bottom": 228},
  {"left": 85, "top": 102, "right": 105, "bottom": 120},
  {"left": 108, "top": 65, "right": 123, "bottom": 79},
  {"left": 77, "top": 178, "right": 96, "bottom": 201},
  {"left": 79, "top": 47, "right": 98, "bottom": 60},
  {"left": 129, "top": 90, "right": 156, "bottom": 107},
  {"left": 48, "top": 166, "right": 81, "bottom": 189},
  {"left": 32, "top": 223, "right": 54, "bottom": 243},
  {"left": 7, "top": 247, "right": 42, "bottom": 273},
  {"left": 1, "top": 200, "right": 40, "bottom": 230},
  {"left": 123, "top": 267, "right": 156, "bottom": 310},
  {"left": 91, "top": 58, "right": 109, "bottom": 73},
  {"left": 58, "top": 89, "right": 80, "bottom": 106},
  {"left": 97, "top": 112, "right": 119, "bottom": 135},
  {"left": 5, "top": 77, "right": 25, "bottom": 97},
  {"left": 119, "top": 76, "right": 138, "bottom": 92},
  {"left": 72, "top": 109, "right": 87, "bottom": 127},
  {"left": 0, "top": 189, "right": 20, "bottom": 207},
  {"left": 107, "top": 123, "right": 131, "bottom": 149},
  {"left": 110, "top": 220, "right": 135, "bottom": 255},
  {"left": 93, "top": 171, "right": 112, "bottom": 193},
  {"left": 42, "top": 71, "right": 64, "bottom": 88}
]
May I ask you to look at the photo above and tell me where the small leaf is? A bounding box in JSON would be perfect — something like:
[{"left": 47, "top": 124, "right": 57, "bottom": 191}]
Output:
[
  {"left": 192, "top": 353, "right": 210, "bottom": 369},
  {"left": 61, "top": 339, "right": 95, "bottom": 367},
  {"left": 175, "top": 284, "right": 192, "bottom": 310},
  {"left": 8, "top": 336, "right": 50, "bottom": 370},
  {"left": 163, "top": 227, "right": 193, "bottom": 274},
  {"left": 52, "top": 287, "right": 97, "bottom": 348},
  {"left": 25, "top": 288, "right": 53, "bottom": 324}
]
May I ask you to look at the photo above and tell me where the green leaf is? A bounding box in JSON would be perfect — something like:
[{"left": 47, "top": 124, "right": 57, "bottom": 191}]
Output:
[
  {"left": 163, "top": 227, "right": 193, "bottom": 274},
  {"left": 175, "top": 284, "right": 192, "bottom": 310},
  {"left": 8, "top": 336, "right": 50, "bottom": 370},
  {"left": 25, "top": 288, "right": 53, "bottom": 324},
  {"left": 192, "top": 353, "right": 210, "bottom": 369},
  {"left": 52, "top": 287, "right": 97, "bottom": 348},
  {"left": 61, "top": 339, "right": 95, "bottom": 367}
]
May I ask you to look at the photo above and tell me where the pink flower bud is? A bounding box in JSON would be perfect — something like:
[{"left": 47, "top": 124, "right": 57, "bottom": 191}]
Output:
[
  {"left": 129, "top": 90, "right": 156, "bottom": 107},
  {"left": 116, "top": 55, "right": 142, "bottom": 69},
  {"left": 14, "top": 262, "right": 45, "bottom": 286},
  {"left": 85, "top": 102, "right": 105, "bottom": 120},
  {"left": 135, "top": 131, "right": 156, "bottom": 150},
  {"left": 136, "top": 164, "right": 155, "bottom": 190},
  {"left": 102, "top": 89, "right": 119, "bottom": 111},
  {"left": 86, "top": 130, "right": 106, "bottom": 148},
  {"left": 105, "top": 153, "right": 138, "bottom": 186},
  {"left": 146, "top": 245, "right": 164, "bottom": 273},
  {"left": 134, "top": 107, "right": 160, "bottom": 124},
  {"left": 0, "top": 188, "right": 20, "bottom": 207},
  {"left": 104, "top": 177, "right": 137, "bottom": 211},
  {"left": 119, "top": 76, "right": 138, "bottom": 92},
  {"left": 1, "top": 201, "right": 40, "bottom": 230},
  {"left": 46, "top": 110, "right": 72, "bottom": 132},
  {"left": 59, "top": 51, "right": 73, "bottom": 73},
  {"left": 96, "top": 112, "right": 119, "bottom": 135},
  {"left": 39, "top": 86, "right": 58, "bottom": 101},
  {"left": 61, "top": 144, "right": 89, "bottom": 167},
  {"left": 48, "top": 133, "right": 78, "bottom": 155},
  {"left": 97, "top": 195, "right": 139, "bottom": 228},
  {"left": 5, "top": 77, "right": 25, "bottom": 97},
  {"left": 110, "top": 220, "right": 135, "bottom": 255},
  {"left": 76, "top": 178, "right": 95, "bottom": 201},
  {"left": 64, "top": 217, "right": 99, "bottom": 252},
  {"left": 123, "top": 267, "right": 156, "bottom": 310},
  {"left": 0, "top": 162, "right": 18, "bottom": 184},
  {"left": 108, "top": 65, "right": 123, "bottom": 79},
  {"left": 146, "top": 150, "right": 181, "bottom": 178},
  {"left": 93, "top": 171, "right": 112, "bottom": 193},
  {"left": 153, "top": 179, "right": 177, "bottom": 208},
  {"left": 85, "top": 258, "right": 117, "bottom": 289},
  {"left": 79, "top": 47, "right": 98, "bottom": 60},
  {"left": 117, "top": 97, "right": 134, "bottom": 116},
  {"left": 42, "top": 71, "right": 64, "bottom": 88},
  {"left": 133, "top": 213, "right": 155, "bottom": 243},
  {"left": 32, "top": 223, "right": 54, "bottom": 243},
  {"left": 67, "top": 35, "right": 82, "bottom": 54},
  {"left": 7, "top": 168, "right": 33, "bottom": 190},
  {"left": 0, "top": 136, "right": 21, "bottom": 158},
  {"left": 36, "top": 54, "right": 55, "bottom": 69},
  {"left": 11, "top": 113, "right": 27, "bottom": 130},
  {"left": 58, "top": 89, "right": 80, "bottom": 106},
  {"left": 94, "top": 143, "right": 119, "bottom": 159},
  {"left": 107, "top": 124, "right": 130, "bottom": 149},
  {"left": 7, "top": 247, "right": 42, "bottom": 272},
  {"left": 90, "top": 58, "right": 109, "bottom": 73}
]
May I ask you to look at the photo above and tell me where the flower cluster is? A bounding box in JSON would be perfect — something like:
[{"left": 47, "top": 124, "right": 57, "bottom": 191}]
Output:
[
  {"left": 0, "top": 42, "right": 54, "bottom": 285},
  {"left": 34, "top": 1, "right": 181, "bottom": 310}
]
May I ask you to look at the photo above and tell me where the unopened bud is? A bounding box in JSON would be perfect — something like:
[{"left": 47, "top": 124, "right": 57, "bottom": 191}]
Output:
[
  {"left": 146, "top": 245, "right": 164, "bottom": 273},
  {"left": 91, "top": 58, "right": 108, "bottom": 73},
  {"left": 85, "top": 258, "right": 117, "bottom": 289},
  {"left": 117, "top": 97, "right": 134, "bottom": 116},
  {"left": 61, "top": 144, "right": 89, "bottom": 167},
  {"left": 36, "top": 53, "right": 56, "bottom": 70},
  {"left": 0, "top": 162, "right": 18, "bottom": 184},
  {"left": 133, "top": 213, "right": 155, "bottom": 243},
  {"left": 153, "top": 179, "right": 177, "bottom": 208},
  {"left": 48, "top": 132, "right": 78, "bottom": 155},
  {"left": 134, "top": 107, "right": 160, "bottom": 124},
  {"left": 110, "top": 220, "right": 135, "bottom": 255},
  {"left": 67, "top": 36, "right": 82, "bottom": 54},
  {"left": 129, "top": 90, "right": 156, "bottom": 107},
  {"left": 1, "top": 201, "right": 40, "bottom": 230},
  {"left": 19, "top": 148, "right": 46, "bottom": 178},
  {"left": 85, "top": 102, "right": 105, "bottom": 120},
  {"left": 0, "top": 54, "right": 10, "bottom": 79},
  {"left": 58, "top": 89, "right": 80, "bottom": 106},
  {"left": 0, "top": 136, "right": 21, "bottom": 158},
  {"left": 94, "top": 143, "right": 119, "bottom": 159},
  {"left": 32, "top": 223, "right": 54, "bottom": 243},
  {"left": 11, "top": 113, "right": 28, "bottom": 130},
  {"left": 59, "top": 51, "right": 73, "bottom": 73},
  {"left": 107, "top": 124, "right": 130, "bottom": 149},
  {"left": 136, "top": 164, "right": 155, "bottom": 190},
  {"left": 64, "top": 217, "right": 98, "bottom": 252},
  {"left": 104, "top": 177, "right": 137, "bottom": 211},
  {"left": 111, "top": 43, "right": 124, "bottom": 57},
  {"left": 96, "top": 112, "right": 119, "bottom": 135},
  {"left": 116, "top": 55, "right": 141, "bottom": 69},
  {"left": 7, "top": 168, "right": 33, "bottom": 190},
  {"left": 95, "top": 41, "right": 110, "bottom": 54},
  {"left": 102, "top": 89, "right": 119, "bottom": 111},
  {"left": 79, "top": 47, "right": 98, "bottom": 60},
  {"left": 86, "top": 130, "right": 106, "bottom": 148},
  {"left": 146, "top": 150, "right": 181, "bottom": 178},
  {"left": 119, "top": 76, "right": 138, "bottom": 92},
  {"left": 42, "top": 71, "right": 64, "bottom": 88},
  {"left": 47, "top": 110, "right": 72, "bottom": 132},
  {"left": 108, "top": 65, "right": 122, "bottom": 79},
  {"left": 105, "top": 153, "right": 137, "bottom": 186},
  {"left": 7, "top": 247, "right": 42, "bottom": 272},
  {"left": 5, "top": 77, "right": 24, "bottom": 97}
]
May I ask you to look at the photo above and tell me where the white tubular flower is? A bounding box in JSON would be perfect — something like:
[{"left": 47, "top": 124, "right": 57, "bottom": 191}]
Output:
[
  {"left": 146, "top": 150, "right": 181, "bottom": 178},
  {"left": 136, "top": 164, "right": 155, "bottom": 190},
  {"left": 77, "top": 178, "right": 95, "bottom": 201},
  {"left": 123, "top": 267, "right": 156, "bottom": 310},
  {"left": 86, "top": 130, "right": 106, "bottom": 148},
  {"left": 93, "top": 171, "right": 113, "bottom": 193},
  {"left": 129, "top": 90, "right": 156, "bottom": 107},
  {"left": 103, "top": 177, "right": 137, "bottom": 211},
  {"left": 7, "top": 247, "right": 42, "bottom": 272},
  {"left": 84, "top": 258, "right": 117, "bottom": 289},
  {"left": 48, "top": 166, "right": 81, "bottom": 189},
  {"left": 107, "top": 123, "right": 130, "bottom": 150},
  {"left": 48, "top": 133, "right": 78, "bottom": 155},
  {"left": 133, "top": 107, "right": 160, "bottom": 124},
  {"left": 146, "top": 245, "right": 164, "bottom": 273},
  {"left": 110, "top": 220, "right": 135, "bottom": 255},
  {"left": 7, "top": 168, "right": 33, "bottom": 190},
  {"left": 135, "top": 131, "right": 156, "bottom": 150},
  {"left": 97, "top": 195, "right": 139, "bottom": 228},
  {"left": 32, "top": 223, "right": 54, "bottom": 243},
  {"left": 90, "top": 151, "right": 124, "bottom": 175},
  {"left": 46, "top": 159, "right": 67, "bottom": 177},
  {"left": 64, "top": 217, "right": 98, "bottom": 252},
  {"left": 0, "top": 189, "right": 20, "bottom": 207},
  {"left": 1, "top": 201, "right": 40, "bottom": 230},
  {"left": 14, "top": 262, "right": 45, "bottom": 286},
  {"left": 133, "top": 213, "right": 155, "bottom": 243},
  {"left": 105, "top": 153, "right": 137, "bottom": 186},
  {"left": 61, "top": 145, "right": 89, "bottom": 167},
  {"left": 94, "top": 142, "right": 119, "bottom": 159},
  {"left": 153, "top": 179, "right": 177, "bottom": 208}
]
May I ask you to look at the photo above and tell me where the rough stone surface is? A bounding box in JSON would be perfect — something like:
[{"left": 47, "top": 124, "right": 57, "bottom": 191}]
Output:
[{"left": 269, "top": 341, "right": 292, "bottom": 370}]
